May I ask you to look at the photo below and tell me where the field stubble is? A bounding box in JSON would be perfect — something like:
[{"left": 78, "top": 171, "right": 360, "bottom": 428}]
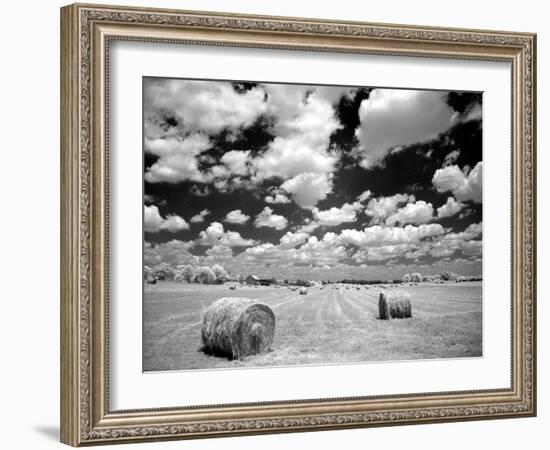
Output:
[{"left": 143, "top": 282, "right": 482, "bottom": 371}]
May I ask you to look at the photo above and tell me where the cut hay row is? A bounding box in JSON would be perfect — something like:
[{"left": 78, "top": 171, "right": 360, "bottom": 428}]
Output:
[
  {"left": 344, "top": 287, "right": 381, "bottom": 310},
  {"left": 292, "top": 290, "right": 325, "bottom": 326},
  {"left": 313, "top": 289, "right": 337, "bottom": 325},
  {"left": 329, "top": 289, "right": 354, "bottom": 326},
  {"left": 337, "top": 293, "right": 371, "bottom": 325},
  {"left": 346, "top": 289, "right": 380, "bottom": 315},
  {"left": 201, "top": 297, "right": 276, "bottom": 359},
  {"left": 269, "top": 293, "right": 309, "bottom": 310},
  {"left": 317, "top": 289, "right": 346, "bottom": 334},
  {"left": 241, "top": 289, "right": 298, "bottom": 307},
  {"left": 337, "top": 290, "right": 374, "bottom": 323}
]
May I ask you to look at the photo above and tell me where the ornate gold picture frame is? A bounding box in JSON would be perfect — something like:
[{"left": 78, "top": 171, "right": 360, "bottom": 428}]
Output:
[{"left": 60, "top": 3, "right": 536, "bottom": 446}]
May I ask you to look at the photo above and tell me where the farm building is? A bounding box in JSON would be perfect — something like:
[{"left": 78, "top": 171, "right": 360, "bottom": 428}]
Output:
[{"left": 245, "top": 275, "right": 276, "bottom": 286}]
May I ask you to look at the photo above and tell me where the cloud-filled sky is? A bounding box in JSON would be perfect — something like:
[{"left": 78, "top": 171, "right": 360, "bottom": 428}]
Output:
[{"left": 143, "top": 78, "right": 482, "bottom": 281}]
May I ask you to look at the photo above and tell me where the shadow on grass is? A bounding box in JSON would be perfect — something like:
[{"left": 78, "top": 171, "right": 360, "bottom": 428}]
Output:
[
  {"left": 199, "top": 345, "right": 234, "bottom": 360},
  {"left": 199, "top": 345, "right": 275, "bottom": 361}
]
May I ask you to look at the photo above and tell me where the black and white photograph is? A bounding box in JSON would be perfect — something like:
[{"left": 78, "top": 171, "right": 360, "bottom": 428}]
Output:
[{"left": 142, "top": 77, "right": 483, "bottom": 372}]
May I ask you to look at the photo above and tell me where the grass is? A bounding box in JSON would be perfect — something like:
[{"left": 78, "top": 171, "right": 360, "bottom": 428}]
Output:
[{"left": 143, "top": 281, "right": 482, "bottom": 371}]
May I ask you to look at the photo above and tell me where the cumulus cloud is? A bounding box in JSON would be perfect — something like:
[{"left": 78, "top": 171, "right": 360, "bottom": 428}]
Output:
[
  {"left": 198, "top": 222, "right": 256, "bottom": 247},
  {"left": 337, "top": 223, "right": 445, "bottom": 248},
  {"left": 224, "top": 209, "right": 250, "bottom": 224},
  {"left": 144, "top": 240, "right": 196, "bottom": 266},
  {"left": 432, "top": 162, "right": 482, "bottom": 203},
  {"left": 252, "top": 88, "right": 341, "bottom": 206},
  {"left": 406, "top": 222, "right": 482, "bottom": 259},
  {"left": 144, "top": 79, "right": 267, "bottom": 138},
  {"left": 278, "top": 231, "right": 310, "bottom": 249},
  {"left": 220, "top": 150, "right": 251, "bottom": 176},
  {"left": 357, "top": 190, "right": 372, "bottom": 202},
  {"left": 144, "top": 205, "right": 189, "bottom": 233},
  {"left": 143, "top": 79, "right": 267, "bottom": 185},
  {"left": 385, "top": 200, "right": 434, "bottom": 225},
  {"left": 234, "top": 221, "right": 480, "bottom": 272},
  {"left": 265, "top": 193, "right": 291, "bottom": 204},
  {"left": 144, "top": 134, "right": 212, "bottom": 183},
  {"left": 352, "top": 244, "right": 414, "bottom": 262},
  {"left": 461, "top": 239, "right": 483, "bottom": 256},
  {"left": 237, "top": 222, "right": 451, "bottom": 271},
  {"left": 355, "top": 89, "right": 456, "bottom": 167},
  {"left": 205, "top": 245, "right": 234, "bottom": 262},
  {"left": 238, "top": 234, "right": 348, "bottom": 268},
  {"left": 365, "top": 193, "right": 415, "bottom": 223},
  {"left": 254, "top": 207, "right": 288, "bottom": 230},
  {"left": 312, "top": 202, "right": 362, "bottom": 227},
  {"left": 190, "top": 209, "right": 210, "bottom": 223},
  {"left": 314, "top": 86, "right": 356, "bottom": 105},
  {"left": 296, "top": 219, "right": 320, "bottom": 234},
  {"left": 145, "top": 80, "right": 346, "bottom": 199},
  {"left": 437, "top": 197, "right": 464, "bottom": 218},
  {"left": 281, "top": 172, "right": 333, "bottom": 209},
  {"left": 443, "top": 149, "right": 461, "bottom": 167}
]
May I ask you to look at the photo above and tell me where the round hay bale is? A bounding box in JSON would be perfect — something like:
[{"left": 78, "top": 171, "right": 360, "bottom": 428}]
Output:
[
  {"left": 229, "top": 285, "right": 236, "bottom": 290},
  {"left": 299, "top": 287, "right": 308, "bottom": 295},
  {"left": 201, "top": 297, "right": 275, "bottom": 359},
  {"left": 378, "top": 292, "right": 412, "bottom": 320},
  {"left": 145, "top": 276, "right": 157, "bottom": 285}
]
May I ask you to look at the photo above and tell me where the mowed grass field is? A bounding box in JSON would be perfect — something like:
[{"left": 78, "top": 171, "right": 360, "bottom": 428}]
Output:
[{"left": 143, "top": 281, "right": 482, "bottom": 371}]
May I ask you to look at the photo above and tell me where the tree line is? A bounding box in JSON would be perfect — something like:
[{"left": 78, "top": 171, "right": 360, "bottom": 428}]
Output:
[{"left": 144, "top": 263, "right": 229, "bottom": 284}]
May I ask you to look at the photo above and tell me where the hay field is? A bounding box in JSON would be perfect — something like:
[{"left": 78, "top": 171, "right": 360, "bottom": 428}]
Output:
[{"left": 143, "top": 282, "right": 482, "bottom": 371}]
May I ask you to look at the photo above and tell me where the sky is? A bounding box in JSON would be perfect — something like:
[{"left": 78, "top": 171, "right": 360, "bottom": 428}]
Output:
[{"left": 143, "top": 77, "right": 482, "bottom": 281}]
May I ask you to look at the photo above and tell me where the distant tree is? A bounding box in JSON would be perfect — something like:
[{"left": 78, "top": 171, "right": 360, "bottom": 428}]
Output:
[
  {"left": 410, "top": 272, "right": 422, "bottom": 283},
  {"left": 195, "top": 266, "right": 216, "bottom": 284},
  {"left": 152, "top": 263, "right": 175, "bottom": 281},
  {"left": 440, "top": 271, "right": 454, "bottom": 281},
  {"left": 211, "top": 264, "right": 229, "bottom": 283},
  {"left": 175, "top": 264, "right": 195, "bottom": 283},
  {"left": 402, "top": 273, "right": 411, "bottom": 283},
  {"left": 174, "top": 266, "right": 184, "bottom": 282}
]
